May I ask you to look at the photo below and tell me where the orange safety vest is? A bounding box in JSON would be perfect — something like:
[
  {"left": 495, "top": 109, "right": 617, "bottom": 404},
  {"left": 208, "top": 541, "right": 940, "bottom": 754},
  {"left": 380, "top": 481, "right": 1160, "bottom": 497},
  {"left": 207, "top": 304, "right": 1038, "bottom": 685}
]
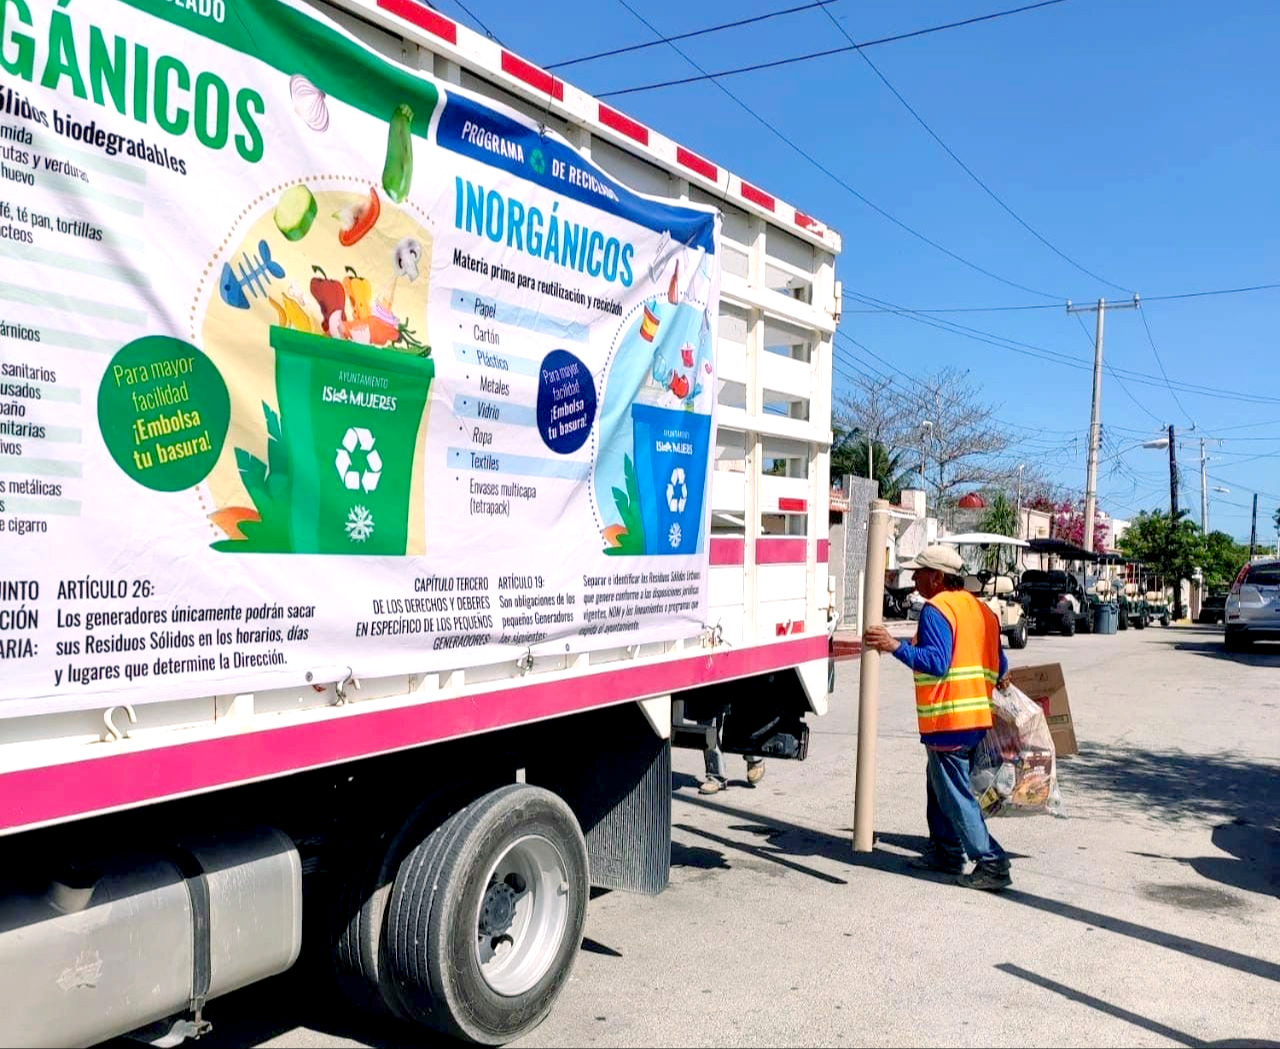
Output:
[{"left": 913, "top": 590, "right": 1001, "bottom": 736}]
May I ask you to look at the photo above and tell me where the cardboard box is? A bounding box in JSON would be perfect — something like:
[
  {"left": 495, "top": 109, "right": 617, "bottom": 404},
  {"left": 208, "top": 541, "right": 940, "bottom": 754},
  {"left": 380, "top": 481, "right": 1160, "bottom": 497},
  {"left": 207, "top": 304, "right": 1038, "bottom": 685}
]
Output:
[{"left": 1007, "top": 663, "right": 1078, "bottom": 757}]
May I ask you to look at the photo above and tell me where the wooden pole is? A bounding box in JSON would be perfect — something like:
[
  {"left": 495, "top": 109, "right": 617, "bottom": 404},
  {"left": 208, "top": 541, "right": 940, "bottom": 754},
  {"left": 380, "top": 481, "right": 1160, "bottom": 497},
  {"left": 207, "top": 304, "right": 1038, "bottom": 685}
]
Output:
[{"left": 853, "top": 498, "right": 891, "bottom": 853}]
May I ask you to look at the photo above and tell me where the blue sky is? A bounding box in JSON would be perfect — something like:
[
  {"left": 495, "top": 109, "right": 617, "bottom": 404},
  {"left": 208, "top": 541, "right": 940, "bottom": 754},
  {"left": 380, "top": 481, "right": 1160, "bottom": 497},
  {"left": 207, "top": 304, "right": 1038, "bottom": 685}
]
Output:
[{"left": 452, "top": 0, "right": 1279, "bottom": 541}]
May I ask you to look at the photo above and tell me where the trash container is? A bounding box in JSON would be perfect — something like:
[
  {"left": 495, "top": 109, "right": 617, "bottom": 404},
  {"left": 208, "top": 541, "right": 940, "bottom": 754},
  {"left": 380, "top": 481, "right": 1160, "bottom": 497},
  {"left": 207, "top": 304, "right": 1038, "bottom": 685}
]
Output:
[{"left": 1093, "top": 602, "right": 1118, "bottom": 635}]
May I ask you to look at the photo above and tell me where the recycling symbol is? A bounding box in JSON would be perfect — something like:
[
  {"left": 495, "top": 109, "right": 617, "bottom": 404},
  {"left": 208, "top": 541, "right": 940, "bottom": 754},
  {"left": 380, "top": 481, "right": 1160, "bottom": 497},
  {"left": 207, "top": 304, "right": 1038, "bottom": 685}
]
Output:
[
  {"left": 530, "top": 149, "right": 546, "bottom": 176},
  {"left": 335, "top": 427, "right": 382, "bottom": 492},
  {"left": 666, "top": 467, "right": 687, "bottom": 513}
]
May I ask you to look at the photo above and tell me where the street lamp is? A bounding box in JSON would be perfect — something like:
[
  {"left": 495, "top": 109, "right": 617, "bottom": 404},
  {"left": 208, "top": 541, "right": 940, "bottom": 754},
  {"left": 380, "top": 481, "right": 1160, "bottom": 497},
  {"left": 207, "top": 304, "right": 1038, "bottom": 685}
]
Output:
[{"left": 1206, "top": 486, "right": 1229, "bottom": 533}]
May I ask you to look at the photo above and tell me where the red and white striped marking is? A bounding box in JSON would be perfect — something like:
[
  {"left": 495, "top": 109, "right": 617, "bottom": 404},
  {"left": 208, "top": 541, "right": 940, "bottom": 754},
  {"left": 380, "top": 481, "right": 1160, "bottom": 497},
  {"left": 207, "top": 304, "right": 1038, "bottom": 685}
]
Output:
[{"left": 358, "top": 0, "right": 839, "bottom": 250}]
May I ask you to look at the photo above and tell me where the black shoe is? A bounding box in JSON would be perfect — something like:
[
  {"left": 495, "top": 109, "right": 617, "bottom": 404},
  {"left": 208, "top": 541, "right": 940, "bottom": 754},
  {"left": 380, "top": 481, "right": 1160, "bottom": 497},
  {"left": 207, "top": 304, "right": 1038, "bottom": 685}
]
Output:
[
  {"left": 909, "top": 847, "right": 966, "bottom": 874},
  {"left": 957, "top": 860, "right": 1012, "bottom": 892}
]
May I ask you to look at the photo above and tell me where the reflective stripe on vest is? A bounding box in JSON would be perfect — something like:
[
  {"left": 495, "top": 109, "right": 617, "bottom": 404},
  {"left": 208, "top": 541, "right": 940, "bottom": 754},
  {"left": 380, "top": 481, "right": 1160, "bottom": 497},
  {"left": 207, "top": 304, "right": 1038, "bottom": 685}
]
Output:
[{"left": 913, "top": 590, "right": 1001, "bottom": 735}]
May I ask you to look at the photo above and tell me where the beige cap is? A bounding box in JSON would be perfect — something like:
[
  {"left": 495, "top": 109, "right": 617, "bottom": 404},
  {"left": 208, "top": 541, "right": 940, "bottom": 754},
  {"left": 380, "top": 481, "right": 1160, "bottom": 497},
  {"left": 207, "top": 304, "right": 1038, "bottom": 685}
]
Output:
[{"left": 905, "top": 545, "right": 966, "bottom": 574}]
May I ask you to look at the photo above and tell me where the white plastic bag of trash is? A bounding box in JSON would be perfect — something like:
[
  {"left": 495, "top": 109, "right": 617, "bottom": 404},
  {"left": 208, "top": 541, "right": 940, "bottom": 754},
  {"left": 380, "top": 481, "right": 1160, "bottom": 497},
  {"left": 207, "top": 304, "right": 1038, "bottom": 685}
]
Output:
[{"left": 970, "top": 684, "right": 1063, "bottom": 817}]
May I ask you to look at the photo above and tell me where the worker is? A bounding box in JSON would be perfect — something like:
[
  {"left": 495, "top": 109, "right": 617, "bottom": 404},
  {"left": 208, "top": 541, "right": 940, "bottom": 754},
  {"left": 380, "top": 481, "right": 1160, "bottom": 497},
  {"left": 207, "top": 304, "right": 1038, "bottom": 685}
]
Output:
[
  {"left": 700, "top": 714, "right": 765, "bottom": 794},
  {"left": 863, "top": 545, "right": 1012, "bottom": 891}
]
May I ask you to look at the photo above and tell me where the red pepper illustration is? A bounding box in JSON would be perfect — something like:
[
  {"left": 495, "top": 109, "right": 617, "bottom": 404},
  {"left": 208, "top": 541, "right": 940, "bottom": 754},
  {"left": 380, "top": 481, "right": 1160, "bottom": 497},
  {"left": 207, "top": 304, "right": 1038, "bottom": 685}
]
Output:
[
  {"left": 669, "top": 373, "right": 691, "bottom": 400},
  {"left": 310, "top": 265, "right": 347, "bottom": 329},
  {"left": 335, "top": 187, "right": 381, "bottom": 247}
]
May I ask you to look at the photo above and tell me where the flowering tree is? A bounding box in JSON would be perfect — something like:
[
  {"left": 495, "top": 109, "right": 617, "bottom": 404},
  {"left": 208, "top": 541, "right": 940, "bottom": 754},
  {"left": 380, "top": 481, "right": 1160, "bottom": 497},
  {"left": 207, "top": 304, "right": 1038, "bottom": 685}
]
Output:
[{"left": 1052, "top": 500, "right": 1110, "bottom": 550}]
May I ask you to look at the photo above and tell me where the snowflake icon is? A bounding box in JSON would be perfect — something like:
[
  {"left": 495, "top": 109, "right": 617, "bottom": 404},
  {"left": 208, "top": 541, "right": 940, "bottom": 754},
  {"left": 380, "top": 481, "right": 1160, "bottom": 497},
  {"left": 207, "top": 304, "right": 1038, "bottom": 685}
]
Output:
[
  {"left": 345, "top": 505, "right": 375, "bottom": 543},
  {"left": 668, "top": 522, "right": 682, "bottom": 549}
]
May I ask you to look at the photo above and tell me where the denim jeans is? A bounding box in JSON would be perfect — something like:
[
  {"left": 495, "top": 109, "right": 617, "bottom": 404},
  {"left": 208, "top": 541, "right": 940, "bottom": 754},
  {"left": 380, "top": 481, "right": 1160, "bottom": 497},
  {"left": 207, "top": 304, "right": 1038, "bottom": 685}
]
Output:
[
  {"left": 702, "top": 715, "right": 763, "bottom": 783},
  {"left": 925, "top": 746, "right": 1007, "bottom": 866}
]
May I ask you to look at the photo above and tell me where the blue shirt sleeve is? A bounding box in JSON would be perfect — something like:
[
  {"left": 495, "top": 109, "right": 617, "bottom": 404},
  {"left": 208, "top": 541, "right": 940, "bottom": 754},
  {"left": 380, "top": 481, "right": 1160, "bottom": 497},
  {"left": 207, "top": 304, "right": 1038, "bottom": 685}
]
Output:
[
  {"left": 999, "top": 644, "right": 1008, "bottom": 678},
  {"left": 891, "top": 605, "right": 953, "bottom": 677}
]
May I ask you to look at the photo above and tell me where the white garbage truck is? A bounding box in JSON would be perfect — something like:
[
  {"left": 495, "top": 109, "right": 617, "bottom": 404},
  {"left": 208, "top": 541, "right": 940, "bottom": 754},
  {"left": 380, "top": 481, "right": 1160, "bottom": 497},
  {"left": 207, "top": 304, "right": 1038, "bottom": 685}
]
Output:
[{"left": 0, "top": 0, "right": 842, "bottom": 1044}]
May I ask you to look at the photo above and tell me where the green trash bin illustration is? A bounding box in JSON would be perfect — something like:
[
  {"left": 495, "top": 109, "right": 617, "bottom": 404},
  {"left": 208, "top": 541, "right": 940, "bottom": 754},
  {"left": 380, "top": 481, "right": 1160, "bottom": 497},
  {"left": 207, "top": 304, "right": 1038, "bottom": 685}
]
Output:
[{"left": 217, "top": 328, "right": 433, "bottom": 555}]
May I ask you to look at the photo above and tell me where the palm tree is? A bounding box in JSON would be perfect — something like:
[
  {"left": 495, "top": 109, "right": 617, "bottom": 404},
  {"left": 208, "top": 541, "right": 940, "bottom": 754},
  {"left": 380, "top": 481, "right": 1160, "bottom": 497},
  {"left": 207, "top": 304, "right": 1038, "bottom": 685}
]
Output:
[{"left": 832, "top": 429, "right": 915, "bottom": 504}]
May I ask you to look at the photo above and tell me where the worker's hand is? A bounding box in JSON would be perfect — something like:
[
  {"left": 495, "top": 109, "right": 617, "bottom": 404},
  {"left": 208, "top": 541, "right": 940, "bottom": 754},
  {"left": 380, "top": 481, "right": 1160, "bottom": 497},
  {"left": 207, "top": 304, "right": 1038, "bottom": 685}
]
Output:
[
  {"left": 863, "top": 625, "right": 900, "bottom": 654},
  {"left": 997, "top": 675, "right": 1011, "bottom": 692}
]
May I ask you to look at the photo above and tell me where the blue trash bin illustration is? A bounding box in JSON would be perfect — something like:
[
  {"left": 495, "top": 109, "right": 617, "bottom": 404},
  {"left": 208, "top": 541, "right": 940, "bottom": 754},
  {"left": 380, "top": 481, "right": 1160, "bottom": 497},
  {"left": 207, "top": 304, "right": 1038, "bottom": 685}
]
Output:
[{"left": 630, "top": 403, "right": 712, "bottom": 555}]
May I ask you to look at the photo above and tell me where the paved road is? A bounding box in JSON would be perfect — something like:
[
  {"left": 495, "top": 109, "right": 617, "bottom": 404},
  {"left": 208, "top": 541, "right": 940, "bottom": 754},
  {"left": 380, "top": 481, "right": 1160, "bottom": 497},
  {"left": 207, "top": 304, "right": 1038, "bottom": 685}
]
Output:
[{"left": 188, "top": 625, "right": 1280, "bottom": 1048}]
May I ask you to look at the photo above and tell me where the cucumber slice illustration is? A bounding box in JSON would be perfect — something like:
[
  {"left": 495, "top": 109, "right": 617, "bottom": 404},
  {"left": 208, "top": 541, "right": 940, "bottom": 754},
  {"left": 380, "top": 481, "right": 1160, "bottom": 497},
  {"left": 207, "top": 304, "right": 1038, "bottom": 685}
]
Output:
[{"left": 274, "top": 184, "right": 317, "bottom": 241}]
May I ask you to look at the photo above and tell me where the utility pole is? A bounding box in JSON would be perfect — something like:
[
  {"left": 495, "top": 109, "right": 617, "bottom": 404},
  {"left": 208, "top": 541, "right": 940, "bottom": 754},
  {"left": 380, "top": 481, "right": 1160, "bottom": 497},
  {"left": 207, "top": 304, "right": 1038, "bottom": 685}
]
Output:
[
  {"left": 1250, "top": 493, "right": 1259, "bottom": 560},
  {"left": 1200, "top": 438, "right": 1208, "bottom": 534},
  {"left": 1016, "top": 464, "right": 1025, "bottom": 540},
  {"left": 1168, "top": 422, "right": 1183, "bottom": 621},
  {"left": 1066, "top": 296, "right": 1139, "bottom": 552}
]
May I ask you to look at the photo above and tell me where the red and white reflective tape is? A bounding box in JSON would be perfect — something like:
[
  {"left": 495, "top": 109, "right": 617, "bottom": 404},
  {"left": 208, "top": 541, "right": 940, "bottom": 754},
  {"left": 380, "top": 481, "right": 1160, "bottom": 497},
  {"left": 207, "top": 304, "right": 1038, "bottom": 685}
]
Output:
[{"left": 361, "top": 0, "right": 839, "bottom": 250}]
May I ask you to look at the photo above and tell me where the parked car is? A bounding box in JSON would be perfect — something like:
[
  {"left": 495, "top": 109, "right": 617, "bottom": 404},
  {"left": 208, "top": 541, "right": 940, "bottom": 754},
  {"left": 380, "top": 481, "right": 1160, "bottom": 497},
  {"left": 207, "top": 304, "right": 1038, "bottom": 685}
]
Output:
[
  {"left": 1197, "top": 592, "right": 1228, "bottom": 624},
  {"left": 1224, "top": 559, "right": 1280, "bottom": 650}
]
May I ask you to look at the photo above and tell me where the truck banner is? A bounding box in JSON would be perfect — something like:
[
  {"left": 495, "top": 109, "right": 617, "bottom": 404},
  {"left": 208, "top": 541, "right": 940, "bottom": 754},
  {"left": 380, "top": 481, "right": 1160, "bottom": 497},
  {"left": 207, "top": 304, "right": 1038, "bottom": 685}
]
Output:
[{"left": 0, "top": 0, "right": 720, "bottom": 714}]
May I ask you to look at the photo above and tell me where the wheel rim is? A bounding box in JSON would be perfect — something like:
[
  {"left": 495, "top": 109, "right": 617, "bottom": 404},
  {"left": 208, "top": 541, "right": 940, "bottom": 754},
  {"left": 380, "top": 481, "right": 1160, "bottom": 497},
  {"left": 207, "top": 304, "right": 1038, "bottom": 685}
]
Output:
[{"left": 474, "top": 834, "right": 570, "bottom": 997}]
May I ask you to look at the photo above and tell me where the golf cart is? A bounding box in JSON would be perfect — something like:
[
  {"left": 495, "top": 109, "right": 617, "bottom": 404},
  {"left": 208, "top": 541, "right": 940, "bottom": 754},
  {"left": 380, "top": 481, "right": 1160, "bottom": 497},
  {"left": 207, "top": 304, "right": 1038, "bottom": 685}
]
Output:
[
  {"left": 1097, "top": 553, "right": 1130, "bottom": 630},
  {"left": 1019, "top": 538, "right": 1100, "bottom": 636},
  {"left": 940, "top": 531, "right": 1030, "bottom": 649},
  {"left": 1146, "top": 577, "right": 1172, "bottom": 627},
  {"left": 1114, "top": 559, "right": 1154, "bottom": 628}
]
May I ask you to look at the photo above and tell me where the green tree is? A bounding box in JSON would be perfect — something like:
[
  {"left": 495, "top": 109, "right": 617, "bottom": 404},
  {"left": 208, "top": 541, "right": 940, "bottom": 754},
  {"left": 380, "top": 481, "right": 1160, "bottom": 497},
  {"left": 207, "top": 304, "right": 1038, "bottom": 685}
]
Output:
[
  {"left": 831, "top": 429, "right": 914, "bottom": 504},
  {"left": 977, "top": 491, "right": 1019, "bottom": 538},
  {"left": 1118, "top": 509, "right": 1206, "bottom": 587},
  {"left": 1201, "top": 530, "right": 1251, "bottom": 591}
]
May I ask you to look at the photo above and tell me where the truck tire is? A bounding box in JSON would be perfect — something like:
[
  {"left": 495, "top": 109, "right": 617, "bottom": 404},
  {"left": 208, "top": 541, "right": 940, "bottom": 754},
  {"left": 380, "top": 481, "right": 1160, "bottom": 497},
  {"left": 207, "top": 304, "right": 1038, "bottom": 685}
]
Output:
[
  {"left": 1061, "top": 612, "right": 1076, "bottom": 637},
  {"left": 1007, "top": 617, "right": 1028, "bottom": 650},
  {"left": 333, "top": 829, "right": 398, "bottom": 1015},
  {"left": 385, "top": 784, "right": 588, "bottom": 1044},
  {"left": 332, "top": 782, "right": 503, "bottom": 1018}
]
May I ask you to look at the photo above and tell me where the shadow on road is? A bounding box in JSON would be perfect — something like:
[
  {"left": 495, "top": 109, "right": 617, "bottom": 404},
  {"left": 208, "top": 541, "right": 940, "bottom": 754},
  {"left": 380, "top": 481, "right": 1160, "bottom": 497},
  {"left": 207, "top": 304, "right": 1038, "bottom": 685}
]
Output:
[
  {"left": 1067, "top": 741, "right": 1280, "bottom": 825},
  {"left": 1148, "top": 628, "right": 1280, "bottom": 666},
  {"left": 995, "top": 963, "right": 1280, "bottom": 1047},
  {"left": 676, "top": 793, "right": 1280, "bottom": 985},
  {"left": 1065, "top": 740, "right": 1280, "bottom": 899}
]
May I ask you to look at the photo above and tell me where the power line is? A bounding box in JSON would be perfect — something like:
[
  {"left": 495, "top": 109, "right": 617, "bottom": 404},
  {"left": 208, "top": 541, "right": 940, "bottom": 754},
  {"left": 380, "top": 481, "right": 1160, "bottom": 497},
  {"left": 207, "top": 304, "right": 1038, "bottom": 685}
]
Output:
[
  {"left": 1200, "top": 418, "right": 1280, "bottom": 436},
  {"left": 847, "top": 289, "right": 1280, "bottom": 405},
  {"left": 1137, "top": 307, "right": 1194, "bottom": 426},
  {"left": 1208, "top": 472, "right": 1280, "bottom": 504},
  {"left": 1070, "top": 311, "right": 1164, "bottom": 426},
  {"left": 833, "top": 333, "right": 1085, "bottom": 449},
  {"left": 547, "top": 0, "right": 837, "bottom": 70},
  {"left": 815, "top": 3, "right": 1123, "bottom": 295},
  {"left": 597, "top": 0, "right": 1071, "bottom": 99},
  {"left": 1146, "top": 282, "right": 1280, "bottom": 305},
  {"left": 842, "top": 280, "right": 1280, "bottom": 315},
  {"left": 448, "top": 0, "right": 504, "bottom": 44},
  {"left": 608, "top": 0, "right": 1065, "bottom": 300}
]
